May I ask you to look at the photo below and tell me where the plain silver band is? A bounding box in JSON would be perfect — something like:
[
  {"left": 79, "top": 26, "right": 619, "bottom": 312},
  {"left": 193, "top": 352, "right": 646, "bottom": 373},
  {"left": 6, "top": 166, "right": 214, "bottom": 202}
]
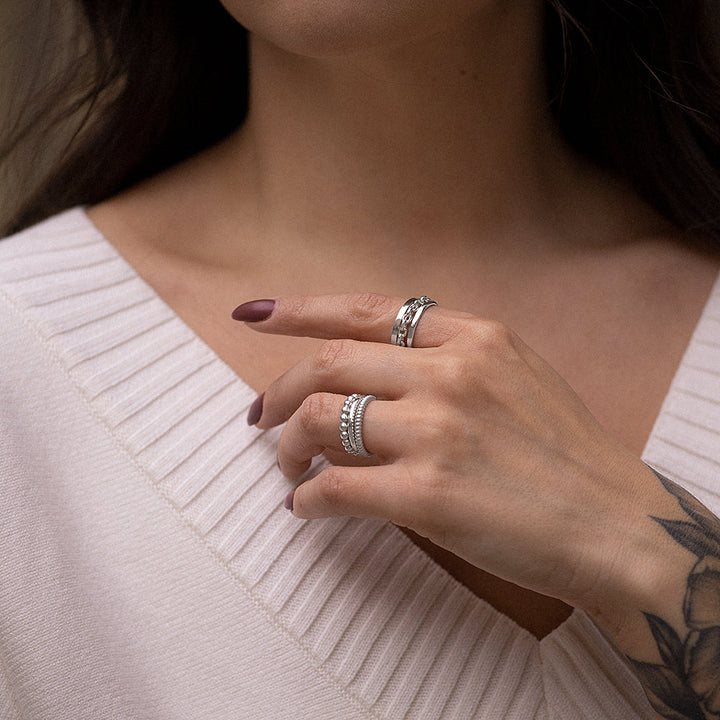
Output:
[
  {"left": 352, "top": 394, "right": 376, "bottom": 457},
  {"left": 391, "top": 296, "right": 437, "bottom": 347},
  {"left": 339, "top": 394, "right": 376, "bottom": 457}
]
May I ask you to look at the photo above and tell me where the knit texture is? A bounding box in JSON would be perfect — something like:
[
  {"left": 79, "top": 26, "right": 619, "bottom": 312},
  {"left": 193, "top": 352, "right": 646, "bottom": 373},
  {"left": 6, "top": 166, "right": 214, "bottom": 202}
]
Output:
[{"left": 0, "top": 208, "right": 717, "bottom": 719}]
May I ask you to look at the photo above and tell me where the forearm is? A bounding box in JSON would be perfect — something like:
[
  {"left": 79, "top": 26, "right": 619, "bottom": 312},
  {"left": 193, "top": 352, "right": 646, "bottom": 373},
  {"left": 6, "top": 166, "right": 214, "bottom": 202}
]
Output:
[{"left": 585, "top": 467, "right": 720, "bottom": 720}]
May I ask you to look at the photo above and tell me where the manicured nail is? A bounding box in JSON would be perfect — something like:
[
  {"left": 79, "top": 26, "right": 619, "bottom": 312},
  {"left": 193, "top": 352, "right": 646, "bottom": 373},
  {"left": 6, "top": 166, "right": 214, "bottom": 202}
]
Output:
[
  {"left": 247, "top": 393, "right": 264, "bottom": 425},
  {"left": 232, "top": 299, "right": 276, "bottom": 322},
  {"left": 284, "top": 490, "right": 295, "bottom": 511}
]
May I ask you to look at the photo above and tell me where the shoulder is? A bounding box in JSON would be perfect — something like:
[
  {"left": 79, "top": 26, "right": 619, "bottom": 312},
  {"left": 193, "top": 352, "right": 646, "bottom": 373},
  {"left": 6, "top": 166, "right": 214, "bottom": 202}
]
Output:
[
  {"left": 0, "top": 206, "right": 95, "bottom": 341},
  {"left": 0, "top": 206, "right": 94, "bottom": 250},
  {"left": 0, "top": 207, "right": 109, "bottom": 395},
  {"left": 0, "top": 209, "right": 80, "bottom": 361},
  {"left": 0, "top": 206, "right": 100, "bottom": 290},
  {"left": 0, "top": 205, "right": 92, "bottom": 323}
]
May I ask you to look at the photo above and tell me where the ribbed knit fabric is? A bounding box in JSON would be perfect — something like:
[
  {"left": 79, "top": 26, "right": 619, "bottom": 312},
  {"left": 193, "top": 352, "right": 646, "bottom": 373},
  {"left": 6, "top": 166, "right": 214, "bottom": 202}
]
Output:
[{"left": 0, "top": 207, "right": 717, "bottom": 719}]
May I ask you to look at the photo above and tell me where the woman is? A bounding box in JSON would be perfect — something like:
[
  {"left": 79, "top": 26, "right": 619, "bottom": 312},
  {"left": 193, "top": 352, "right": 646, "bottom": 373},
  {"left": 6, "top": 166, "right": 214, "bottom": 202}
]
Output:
[{"left": 1, "top": 1, "right": 719, "bottom": 718}]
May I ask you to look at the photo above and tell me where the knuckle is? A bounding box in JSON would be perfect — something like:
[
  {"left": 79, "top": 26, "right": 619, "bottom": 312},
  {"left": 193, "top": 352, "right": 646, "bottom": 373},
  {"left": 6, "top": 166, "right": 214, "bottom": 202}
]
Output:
[
  {"left": 313, "top": 338, "right": 356, "bottom": 376},
  {"left": 421, "top": 408, "right": 459, "bottom": 448},
  {"left": 281, "top": 295, "right": 311, "bottom": 322},
  {"left": 442, "top": 354, "right": 473, "bottom": 384},
  {"left": 398, "top": 460, "right": 450, "bottom": 530},
  {"left": 316, "top": 467, "right": 346, "bottom": 508},
  {"left": 438, "top": 311, "right": 476, "bottom": 343},
  {"left": 421, "top": 351, "right": 475, "bottom": 393},
  {"left": 472, "top": 319, "right": 515, "bottom": 350},
  {"left": 346, "top": 292, "right": 391, "bottom": 324},
  {"left": 298, "top": 393, "right": 331, "bottom": 433}
]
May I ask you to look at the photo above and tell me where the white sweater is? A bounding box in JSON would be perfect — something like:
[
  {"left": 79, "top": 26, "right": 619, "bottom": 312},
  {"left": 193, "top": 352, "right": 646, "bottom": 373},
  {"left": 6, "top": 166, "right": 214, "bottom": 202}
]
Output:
[{"left": 0, "top": 208, "right": 718, "bottom": 720}]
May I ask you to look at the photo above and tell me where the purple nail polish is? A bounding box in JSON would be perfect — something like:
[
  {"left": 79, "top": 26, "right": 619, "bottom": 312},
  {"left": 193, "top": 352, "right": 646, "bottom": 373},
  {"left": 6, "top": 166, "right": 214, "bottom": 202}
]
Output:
[
  {"left": 232, "top": 299, "right": 276, "bottom": 322},
  {"left": 247, "top": 393, "right": 264, "bottom": 425},
  {"left": 284, "top": 490, "right": 295, "bottom": 511}
]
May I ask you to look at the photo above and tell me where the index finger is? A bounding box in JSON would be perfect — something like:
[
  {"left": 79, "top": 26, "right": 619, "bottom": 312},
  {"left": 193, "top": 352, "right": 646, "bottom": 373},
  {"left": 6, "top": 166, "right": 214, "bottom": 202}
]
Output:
[{"left": 231, "top": 292, "right": 473, "bottom": 347}]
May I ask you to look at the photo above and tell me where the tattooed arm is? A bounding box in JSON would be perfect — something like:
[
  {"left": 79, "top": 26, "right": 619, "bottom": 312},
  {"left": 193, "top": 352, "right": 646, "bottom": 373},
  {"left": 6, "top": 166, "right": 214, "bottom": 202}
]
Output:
[{"left": 601, "top": 469, "right": 720, "bottom": 720}]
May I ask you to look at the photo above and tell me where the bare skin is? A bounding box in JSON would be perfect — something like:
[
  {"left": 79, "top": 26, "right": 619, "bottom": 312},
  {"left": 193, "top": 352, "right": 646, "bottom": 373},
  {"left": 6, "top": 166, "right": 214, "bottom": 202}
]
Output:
[{"left": 88, "top": 0, "right": 720, "bottom": 643}]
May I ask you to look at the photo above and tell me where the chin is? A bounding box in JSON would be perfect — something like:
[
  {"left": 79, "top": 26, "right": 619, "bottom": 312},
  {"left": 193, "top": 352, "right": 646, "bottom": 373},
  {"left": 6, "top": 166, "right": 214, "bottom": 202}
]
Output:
[{"left": 218, "top": 1, "right": 487, "bottom": 57}]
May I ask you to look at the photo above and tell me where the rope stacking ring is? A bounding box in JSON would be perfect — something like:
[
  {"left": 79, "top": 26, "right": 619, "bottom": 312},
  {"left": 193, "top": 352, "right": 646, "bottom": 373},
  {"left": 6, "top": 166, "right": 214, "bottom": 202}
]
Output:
[{"left": 391, "top": 296, "right": 437, "bottom": 347}]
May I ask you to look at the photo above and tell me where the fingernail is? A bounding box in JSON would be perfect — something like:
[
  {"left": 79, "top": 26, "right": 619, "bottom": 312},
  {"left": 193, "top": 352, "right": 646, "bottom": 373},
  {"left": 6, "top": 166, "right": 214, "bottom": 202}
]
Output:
[
  {"left": 284, "top": 490, "right": 295, "bottom": 511},
  {"left": 247, "top": 393, "right": 264, "bottom": 425},
  {"left": 232, "top": 299, "right": 276, "bottom": 322}
]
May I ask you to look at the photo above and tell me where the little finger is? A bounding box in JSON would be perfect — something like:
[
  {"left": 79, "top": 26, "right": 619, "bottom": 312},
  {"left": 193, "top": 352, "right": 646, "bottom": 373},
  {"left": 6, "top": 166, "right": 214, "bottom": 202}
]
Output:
[{"left": 289, "top": 463, "right": 417, "bottom": 525}]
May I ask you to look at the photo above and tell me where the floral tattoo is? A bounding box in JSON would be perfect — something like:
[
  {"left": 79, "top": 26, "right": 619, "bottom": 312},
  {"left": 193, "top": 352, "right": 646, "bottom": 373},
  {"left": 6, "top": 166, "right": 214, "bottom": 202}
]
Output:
[{"left": 629, "top": 469, "right": 720, "bottom": 720}]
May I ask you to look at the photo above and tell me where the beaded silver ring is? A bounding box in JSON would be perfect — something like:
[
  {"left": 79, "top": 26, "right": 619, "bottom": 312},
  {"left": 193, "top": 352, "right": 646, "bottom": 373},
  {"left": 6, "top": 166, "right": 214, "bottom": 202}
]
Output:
[{"left": 339, "top": 393, "right": 376, "bottom": 457}]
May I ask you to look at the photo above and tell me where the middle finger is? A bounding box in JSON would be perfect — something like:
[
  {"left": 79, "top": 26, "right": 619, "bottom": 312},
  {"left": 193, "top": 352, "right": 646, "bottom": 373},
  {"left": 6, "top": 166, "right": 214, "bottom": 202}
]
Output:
[{"left": 254, "top": 338, "right": 423, "bottom": 429}]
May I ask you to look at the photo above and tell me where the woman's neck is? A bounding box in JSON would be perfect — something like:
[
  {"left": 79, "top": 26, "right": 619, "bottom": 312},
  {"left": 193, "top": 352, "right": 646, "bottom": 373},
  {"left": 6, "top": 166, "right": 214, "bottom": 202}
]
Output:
[
  {"left": 233, "top": 5, "right": 581, "bottom": 258},
  {"left": 112, "top": 4, "right": 669, "bottom": 270}
]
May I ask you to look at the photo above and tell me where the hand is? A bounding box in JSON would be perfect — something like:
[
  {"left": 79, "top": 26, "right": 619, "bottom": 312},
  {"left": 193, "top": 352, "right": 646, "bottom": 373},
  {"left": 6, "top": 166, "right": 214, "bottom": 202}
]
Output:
[{"left": 233, "top": 292, "right": 676, "bottom": 617}]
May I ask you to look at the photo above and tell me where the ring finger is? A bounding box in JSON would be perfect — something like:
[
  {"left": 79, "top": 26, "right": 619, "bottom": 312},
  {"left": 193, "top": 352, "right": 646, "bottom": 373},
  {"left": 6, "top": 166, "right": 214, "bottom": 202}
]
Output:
[{"left": 278, "top": 392, "right": 400, "bottom": 479}]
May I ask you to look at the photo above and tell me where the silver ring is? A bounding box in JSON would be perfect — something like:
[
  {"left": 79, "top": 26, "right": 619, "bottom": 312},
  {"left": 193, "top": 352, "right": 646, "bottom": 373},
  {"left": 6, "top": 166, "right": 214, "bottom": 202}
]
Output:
[
  {"left": 339, "top": 394, "right": 376, "bottom": 457},
  {"left": 391, "top": 296, "right": 437, "bottom": 347},
  {"left": 340, "top": 394, "right": 361, "bottom": 455}
]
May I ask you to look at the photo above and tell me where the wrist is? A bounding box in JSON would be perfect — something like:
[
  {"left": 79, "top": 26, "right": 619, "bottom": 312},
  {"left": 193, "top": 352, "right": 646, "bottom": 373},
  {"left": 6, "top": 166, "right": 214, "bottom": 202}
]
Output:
[
  {"left": 586, "top": 525, "right": 690, "bottom": 654},
  {"left": 580, "top": 462, "right": 693, "bottom": 651}
]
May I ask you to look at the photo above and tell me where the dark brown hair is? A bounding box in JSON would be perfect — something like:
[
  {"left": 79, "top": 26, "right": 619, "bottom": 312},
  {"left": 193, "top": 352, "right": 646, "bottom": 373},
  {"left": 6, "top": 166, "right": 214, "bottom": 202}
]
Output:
[
  {"left": 2, "top": 1, "right": 720, "bottom": 248},
  {"left": 547, "top": 1, "right": 720, "bottom": 247},
  {"left": 1, "top": 1, "right": 248, "bottom": 232}
]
